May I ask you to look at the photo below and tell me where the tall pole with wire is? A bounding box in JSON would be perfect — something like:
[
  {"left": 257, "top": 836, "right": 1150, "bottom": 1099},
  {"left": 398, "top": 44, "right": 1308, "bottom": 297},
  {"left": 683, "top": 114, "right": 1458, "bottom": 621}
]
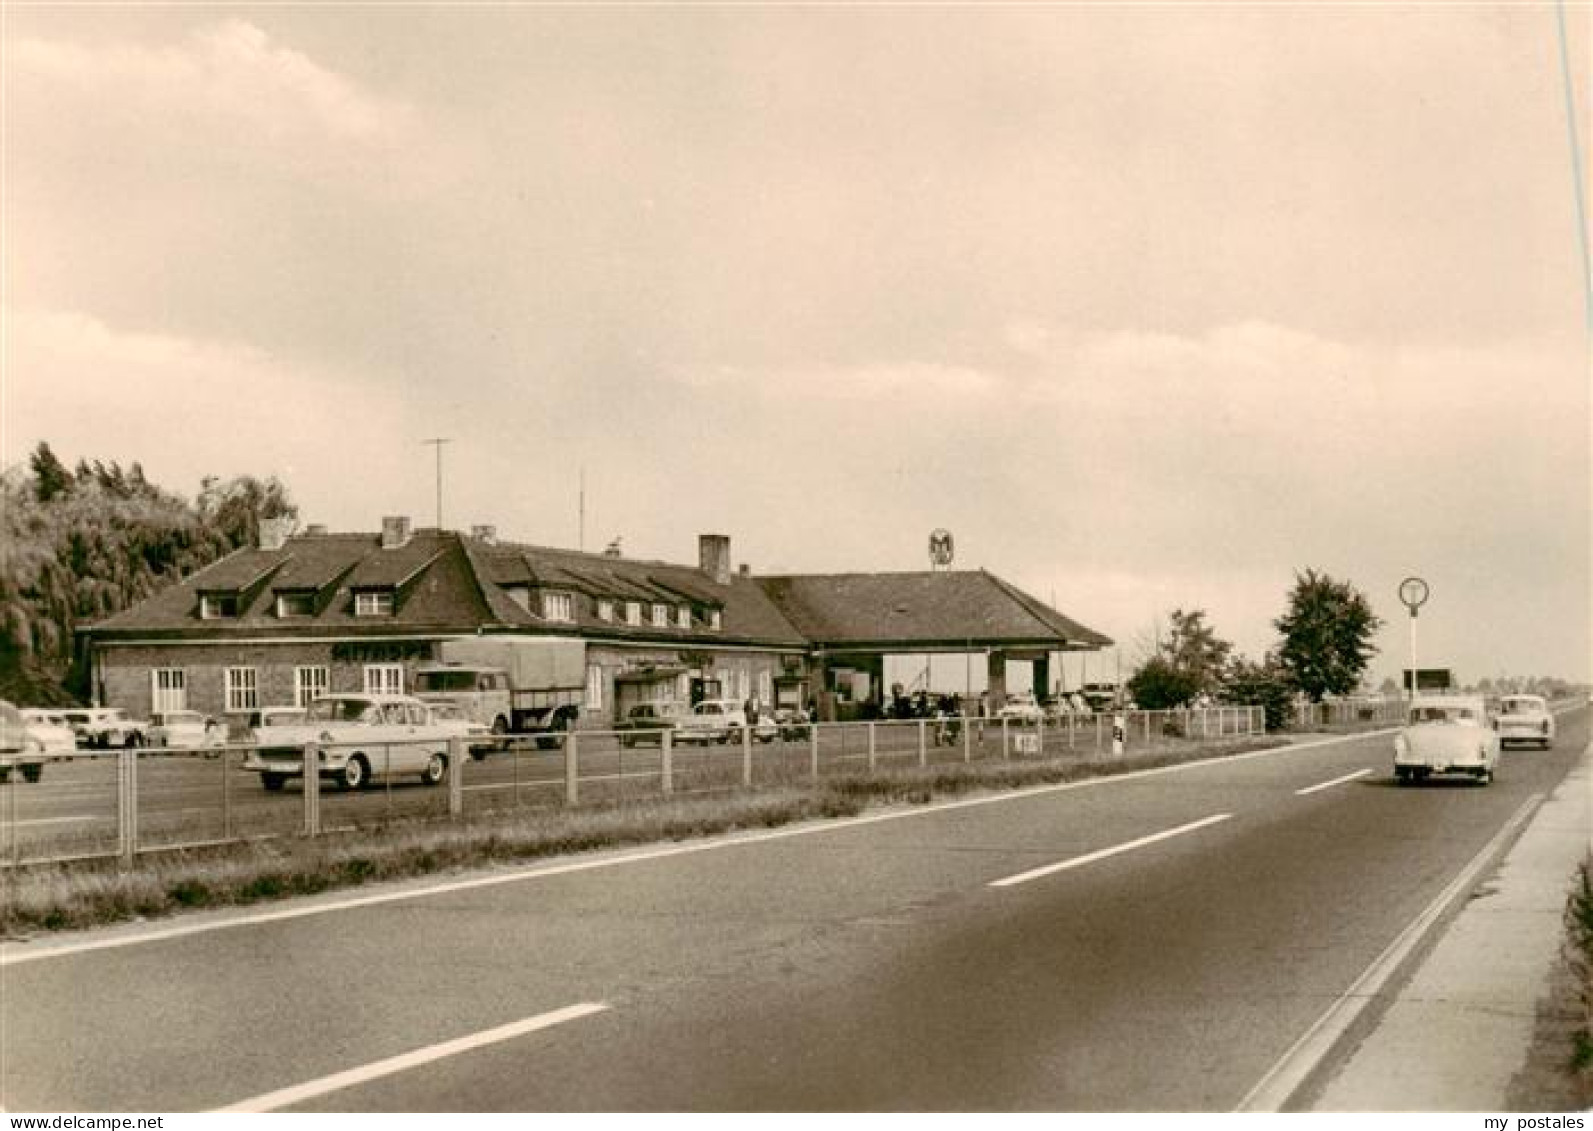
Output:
[{"left": 422, "top": 438, "right": 450, "bottom": 530}]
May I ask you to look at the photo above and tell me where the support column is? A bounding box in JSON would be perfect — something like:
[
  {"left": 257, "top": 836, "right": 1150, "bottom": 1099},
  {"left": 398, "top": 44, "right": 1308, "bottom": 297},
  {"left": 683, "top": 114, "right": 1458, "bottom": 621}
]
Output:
[
  {"left": 1033, "top": 655, "right": 1051, "bottom": 701},
  {"left": 986, "top": 650, "right": 1008, "bottom": 705}
]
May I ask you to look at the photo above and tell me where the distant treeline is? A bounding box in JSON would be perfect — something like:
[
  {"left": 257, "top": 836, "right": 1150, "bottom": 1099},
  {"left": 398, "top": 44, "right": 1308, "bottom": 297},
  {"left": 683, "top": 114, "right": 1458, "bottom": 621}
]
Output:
[{"left": 1, "top": 442, "right": 296, "bottom": 705}]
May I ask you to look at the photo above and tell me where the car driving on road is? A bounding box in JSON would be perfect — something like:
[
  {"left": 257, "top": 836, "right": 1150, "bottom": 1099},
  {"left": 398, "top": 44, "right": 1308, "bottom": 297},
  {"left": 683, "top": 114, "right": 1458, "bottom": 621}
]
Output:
[
  {"left": 241, "top": 693, "right": 457, "bottom": 791},
  {"left": 1495, "top": 694, "right": 1554, "bottom": 749},
  {"left": 616, "top": 701, "right": 689, "bottom": 747},
  {"left": 20, "top": 709, "right": 78, "bottom": 756},
  {"left": 1393, "top": 694, "right": 1499, "bottom": 786}
]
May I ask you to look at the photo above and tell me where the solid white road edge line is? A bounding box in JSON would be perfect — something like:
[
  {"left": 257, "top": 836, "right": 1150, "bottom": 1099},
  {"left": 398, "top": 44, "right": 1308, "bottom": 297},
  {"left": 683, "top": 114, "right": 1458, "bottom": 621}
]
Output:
[
  {"left": 1294, "top": 768, "right": 1373, "bottom": 796},
  {"left": 1233, "top": 791, "right": 1545, "bottom": 1113},
  {"left": 213, "top": 1002, "right": 610, "bottom": 1113},
  {"left": 989, "top": 813, "right": 1233, "bottom": 888},
  {"left": 0, "top": 727, "right": 1395, "bottom": 969}
]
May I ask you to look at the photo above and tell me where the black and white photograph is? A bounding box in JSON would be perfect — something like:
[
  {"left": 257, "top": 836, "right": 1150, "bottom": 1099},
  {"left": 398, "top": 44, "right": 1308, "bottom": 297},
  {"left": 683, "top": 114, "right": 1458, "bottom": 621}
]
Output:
[{"left": 1, "top": 1, "right": 1589, "bottom": 1115}]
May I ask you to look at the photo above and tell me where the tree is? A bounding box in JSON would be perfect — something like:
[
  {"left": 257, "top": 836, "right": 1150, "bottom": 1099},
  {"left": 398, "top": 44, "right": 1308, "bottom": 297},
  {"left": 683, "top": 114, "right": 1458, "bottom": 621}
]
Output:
[
  {"left": 1127, "top": 655, "right": 1203, "bottom": 710},
  {"left": 1274, "top": 569, "right": 1383, "bottom": 702},
  {"left": 196, "top": 474, "right": 298, "bottom": 550},
  {"left": 29, "top": 443, "right": 70, "bottom": 503},
  {"left": 1223, "top": 653, "right": 1295, "bottom": 732}
]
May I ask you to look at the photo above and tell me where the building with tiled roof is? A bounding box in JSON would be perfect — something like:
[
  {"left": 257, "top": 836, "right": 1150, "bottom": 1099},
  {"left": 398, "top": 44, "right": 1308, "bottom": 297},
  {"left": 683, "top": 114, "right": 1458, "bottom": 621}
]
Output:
[{"left": 81, "top": 518, "right": 1110, "bottom": 727}]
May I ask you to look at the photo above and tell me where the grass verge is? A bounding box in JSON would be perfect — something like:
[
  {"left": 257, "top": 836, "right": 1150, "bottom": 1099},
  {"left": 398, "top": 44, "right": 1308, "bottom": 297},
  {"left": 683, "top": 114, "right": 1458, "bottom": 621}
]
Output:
[
  {"left": 1566, "top": 858, "right": 1593, "bottom": 1101},
  {"left": 1, "top": 735, "right": 1282, "bottom": 938}
]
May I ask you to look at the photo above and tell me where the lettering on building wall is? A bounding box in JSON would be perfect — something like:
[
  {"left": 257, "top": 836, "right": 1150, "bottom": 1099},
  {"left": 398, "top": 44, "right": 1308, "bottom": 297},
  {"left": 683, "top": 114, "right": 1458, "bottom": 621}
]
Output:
[{"left": 330, "top": 641, "right": 436, "bottom": 664}]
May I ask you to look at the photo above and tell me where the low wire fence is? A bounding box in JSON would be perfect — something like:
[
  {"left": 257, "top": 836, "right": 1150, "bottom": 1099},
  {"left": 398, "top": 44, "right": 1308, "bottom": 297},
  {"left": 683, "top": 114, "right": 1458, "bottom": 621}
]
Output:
[{"left": 0, "top": 706, "right": 1265, "bottom": 868}]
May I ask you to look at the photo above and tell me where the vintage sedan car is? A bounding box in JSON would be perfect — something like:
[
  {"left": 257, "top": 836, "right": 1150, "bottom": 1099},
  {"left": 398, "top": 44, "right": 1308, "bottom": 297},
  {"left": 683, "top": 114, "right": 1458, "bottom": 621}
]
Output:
[
  {"left": 61, "top": 707, "right": 148, "bottom": 749},
  {"left": 241, "top": 693, "right": 456, "bottom": 791},
  {"left": 996, "top": 693, "right": 1044, "bottom": 724},
  {"left": 1393, "top": 695, "right": 1499, "bottom": 786},
  {"left": 773, "top": 706, "right": 812, "bottom": 742},
  {"left": 0, "top": 699, "right": 47, "bottom": 783},
  {"left": 615, "top": 701, "right": 689, "bottom": 747},
  {"left": 425, "top": 701, "right": 494, "bottom": 758},
  {"left": 148, "top": 710, "right": 224, "bottom": 751},
  {"left": 20, "top": 709, "right": 78, "bottom": 756},
  {"left": 677, "top": 699, "right": 777, "bottom": 745},
  {"left": 1495, "top": 694, "right": 1554, "bottom": 749}
]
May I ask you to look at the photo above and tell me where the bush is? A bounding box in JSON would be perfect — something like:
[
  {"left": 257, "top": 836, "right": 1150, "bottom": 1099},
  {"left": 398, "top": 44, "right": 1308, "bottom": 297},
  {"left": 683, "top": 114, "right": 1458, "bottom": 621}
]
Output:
[{"left": 1224, "top": 656, "right": 1295, "bottom": 732}]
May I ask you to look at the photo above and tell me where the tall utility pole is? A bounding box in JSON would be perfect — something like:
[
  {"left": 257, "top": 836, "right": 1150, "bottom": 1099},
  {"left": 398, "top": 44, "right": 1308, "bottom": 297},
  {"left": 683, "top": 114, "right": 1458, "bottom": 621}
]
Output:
[
  {"left": 578, "top": 466, "right": 585, "bottom": 552},
  {"left": 422, "top": 438, "right": 450, "bottom": 530}
]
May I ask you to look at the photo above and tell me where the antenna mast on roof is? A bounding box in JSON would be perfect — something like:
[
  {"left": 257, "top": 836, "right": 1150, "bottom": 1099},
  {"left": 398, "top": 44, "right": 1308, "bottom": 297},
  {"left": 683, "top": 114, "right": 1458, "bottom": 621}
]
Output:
[
  {"left": 422, "top": 438, "right": 450, "bottom": 530},
  {"left": 579, "top": 466, "right": 585, "bottom": 552}
]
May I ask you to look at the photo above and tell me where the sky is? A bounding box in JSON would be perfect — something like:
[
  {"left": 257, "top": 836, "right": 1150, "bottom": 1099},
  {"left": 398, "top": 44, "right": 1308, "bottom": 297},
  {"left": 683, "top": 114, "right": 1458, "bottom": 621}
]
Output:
[{"left": 4, "top": 3, "right": 1589, "bottom": 688}]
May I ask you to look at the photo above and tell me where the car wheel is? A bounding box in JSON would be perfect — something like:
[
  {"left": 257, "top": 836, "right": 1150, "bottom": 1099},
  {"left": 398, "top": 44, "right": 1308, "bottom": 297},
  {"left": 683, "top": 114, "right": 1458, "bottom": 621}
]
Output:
[
  {"left": 422, "top": 751, "right": 447, "bottom": 786},
  {"left": 0, "top": 767, "right": 10, "bottom": 784},
  {"left": 261, "top": 772, "right": 286, "bottom": 792},
  {"left": 1394, "top": 768, "right": 1409, "bottom": 786},
  {"left": 21, "top": 764, "right": 43, "bottom": 783},
  {"left": 125, "top": 733, "right": 141, "bottom": 749},
  {"left": 340, "top": 755, "right": 370, "bottom": 791}
]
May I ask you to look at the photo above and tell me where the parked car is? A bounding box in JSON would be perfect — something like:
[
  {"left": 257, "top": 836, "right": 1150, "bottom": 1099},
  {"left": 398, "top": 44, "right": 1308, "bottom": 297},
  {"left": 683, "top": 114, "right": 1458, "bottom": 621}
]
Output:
[
  {"left": 60, "top": 707, "right": 147, "bottom": 749},
  {"left": 0, "top": 699, "right": 47, "bottom": 783},
  {"left": 147, "top": 710, "right": 225, "bottom": 751},
  {"left": 1495, "top": 694, "right": 1554, "bottom": 749},
  {"left": 677, "top": 699, "right": 777, "bottom": 745},
  {"left": 241, "top": 693, "right": 456, "bottom": 791},
  {"left": 616, "top": 701, "right": 689, "bottom": 747},
  {"left": 1393, "top": 695, "right": 1499, "bottom": 786},
  {"left": 425, "top": 701, "right": 493, "bottom": 758},
  {"left": 20, "top": 709, "right": 78, "bottom": 756},
  {"left": 773, "top": 706, "right": 811, "bottom": 742},
  {"left": 996, "top": 693, "right": 1043, "bottom": 724}
]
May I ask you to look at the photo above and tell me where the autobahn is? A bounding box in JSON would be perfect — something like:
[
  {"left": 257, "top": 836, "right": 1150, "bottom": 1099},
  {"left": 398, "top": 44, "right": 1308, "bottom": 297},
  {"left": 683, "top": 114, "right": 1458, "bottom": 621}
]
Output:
[{"left": 2, "top": 705, "right": 1586, "bottom": 1111}]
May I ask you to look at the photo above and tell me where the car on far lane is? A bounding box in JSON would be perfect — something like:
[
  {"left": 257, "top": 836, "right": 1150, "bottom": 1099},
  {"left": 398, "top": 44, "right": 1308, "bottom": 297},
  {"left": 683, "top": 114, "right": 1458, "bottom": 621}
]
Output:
[
  {"left": 1495, "top": 694, "right": 1554, "bottom": 749},
  {"left": 0, "top": 699, "right": 47, "bottom": 783},
  {"left": 147, "top": 710, "right": 225, "bottom": 752},
  {"left": 61, "top": 707, "right": 148, "bottom": 749},
  {"left": 1393, "top": 694, "right": 1499, "bottom": 786},
  {"left": 425, "top": 701, "right": 494, "bottom": 759},
  {"left": 20, "top": 709, "right": 78, "bottom": 757}
]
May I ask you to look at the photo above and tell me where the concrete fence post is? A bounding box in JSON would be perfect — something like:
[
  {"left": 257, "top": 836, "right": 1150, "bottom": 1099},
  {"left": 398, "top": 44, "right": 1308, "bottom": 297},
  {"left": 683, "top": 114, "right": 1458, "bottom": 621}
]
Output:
[
  {"left": 917, "top": 719, "right": 927, "bottom": 767},
  {"left": 742, "top": 724, "right": 753, "bottom": 787},
  {"left": 1001, "top": 717, "right": 1010, "bottom": 759},
  {"left": 302, "top": 742, "right": 320, "bottom": 837},
  {"left": 867, "top": 722, "right": 876, "bottom": 772},
  {"left": 565, "top": 732, "right": 579, "bottom": 806},
  {"left": 963, "top": 713, "right": 972, "bottom": 762},
  {"left": 661, "top": 731, "right": 674, "bottom": 795},
  {"left": 809, "top": 721, "right": 820, "bottom": 782},
  {"left": 118, "top": 746, "right": 138, "bottom": 864},
  {"left": 448, "top": 736, "right": 464, "bottom": 818}
]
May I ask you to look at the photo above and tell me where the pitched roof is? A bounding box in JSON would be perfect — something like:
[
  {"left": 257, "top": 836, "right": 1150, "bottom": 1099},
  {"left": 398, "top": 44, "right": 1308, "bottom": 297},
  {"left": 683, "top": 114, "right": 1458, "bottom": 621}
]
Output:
[{"left": 756, "top": 570, "right": 1112, "bottom": 650}]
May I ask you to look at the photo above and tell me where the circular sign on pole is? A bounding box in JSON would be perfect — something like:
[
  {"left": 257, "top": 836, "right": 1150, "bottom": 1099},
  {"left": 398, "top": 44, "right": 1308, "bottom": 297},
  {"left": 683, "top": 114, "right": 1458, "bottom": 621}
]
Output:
[
  {"left": 929, "top": 529, "right": 955, "bottom": 569},
  {"left": 1398, "top": 576, "right": 1429, "bottom": 616}
]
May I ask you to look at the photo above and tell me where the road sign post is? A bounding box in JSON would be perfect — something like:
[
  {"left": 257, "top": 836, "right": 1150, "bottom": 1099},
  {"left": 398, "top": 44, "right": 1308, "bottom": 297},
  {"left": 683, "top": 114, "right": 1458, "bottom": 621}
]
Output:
[{"left": 1398, "top": 577, "right": 1430, "bottom": 701}]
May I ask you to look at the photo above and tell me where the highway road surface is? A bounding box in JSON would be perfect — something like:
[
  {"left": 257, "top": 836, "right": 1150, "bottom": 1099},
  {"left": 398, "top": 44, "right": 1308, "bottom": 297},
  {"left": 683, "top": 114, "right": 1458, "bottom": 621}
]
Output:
[{"left": 2, "top": 705, "right": 1585, "bottom": 1111}]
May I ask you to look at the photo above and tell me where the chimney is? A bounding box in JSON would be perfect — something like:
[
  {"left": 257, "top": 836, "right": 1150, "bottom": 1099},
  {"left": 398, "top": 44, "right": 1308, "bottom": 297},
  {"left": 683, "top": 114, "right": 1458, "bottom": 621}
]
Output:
[
  {"left": 471, "top": 524, "right": 497, "bottom": 545},
  {"left": 603, "top": 536, "right": 623, "bottom": 558},
  {"left": 258, "top": 515, "right": 295, "bottom": 552},
  {"left": 381, "top": 515, "right": 412, "bottom": 550},
  {"left": 738, "top": 563, "right": 750, "bottom": 577},
  {"left": 699, "top": 534, "right": 732, "bottom": 585},
  {"left": 305, "top": 523, "right": 328, "bottom": 536}
]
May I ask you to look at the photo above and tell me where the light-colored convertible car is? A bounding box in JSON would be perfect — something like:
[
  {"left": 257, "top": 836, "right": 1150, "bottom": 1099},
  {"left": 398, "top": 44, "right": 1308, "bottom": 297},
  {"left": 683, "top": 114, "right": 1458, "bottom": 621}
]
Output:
[{"left": 1393, "top": 694, "right": 1499, "bottom": 786}]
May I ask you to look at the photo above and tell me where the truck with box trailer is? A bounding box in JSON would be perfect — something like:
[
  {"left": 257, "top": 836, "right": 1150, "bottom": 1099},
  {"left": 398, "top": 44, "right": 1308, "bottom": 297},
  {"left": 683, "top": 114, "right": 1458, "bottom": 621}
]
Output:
[{"left": 413, "top": 637, "right": 585, "bottom": 750}]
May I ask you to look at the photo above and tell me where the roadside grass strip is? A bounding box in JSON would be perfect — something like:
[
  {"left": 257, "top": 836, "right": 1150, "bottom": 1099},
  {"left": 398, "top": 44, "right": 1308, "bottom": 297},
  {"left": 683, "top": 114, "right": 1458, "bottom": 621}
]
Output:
[
  {"left": 1294, "top": 768, "right": 1374, "bottom": 796},
  {"left": 215, "top": 1002, "right": 610, "bottom": 1112},
  {"left": 988, "top": 813, "right": 1233, "bottom": 888}
]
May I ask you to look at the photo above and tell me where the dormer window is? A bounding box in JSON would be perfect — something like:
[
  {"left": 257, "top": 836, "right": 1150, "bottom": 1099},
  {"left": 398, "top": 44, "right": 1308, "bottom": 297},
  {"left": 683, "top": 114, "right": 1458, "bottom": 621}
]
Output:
[
  {"left": 542, "top": 591, "right": 574, "bottom": 622},
  {"left": 708, "top": 609, "right": 722, "bottom": 632},
  {"left": 355, "top": 590, "right": 395, "bottom": 617},
  {"left": 504, "top": 585, "right": 532, "bottom": 612},
  {"left": 652, "top": 602, "right": 670, "bottom": 627},
  {"left": 625, "top": 601, "right": 643, "bottom": 626},
  {"left": 677, "top": 605, "right": 691, "bottom": 629},
  {"left": 276, "top": 593, "right": 314, "bottom": 618},
  {"left": 200, "top": 594, "right": 239, "bottom": 620},
  {"left": 597, "top": 599, "right": 615, "bottom": 622}
]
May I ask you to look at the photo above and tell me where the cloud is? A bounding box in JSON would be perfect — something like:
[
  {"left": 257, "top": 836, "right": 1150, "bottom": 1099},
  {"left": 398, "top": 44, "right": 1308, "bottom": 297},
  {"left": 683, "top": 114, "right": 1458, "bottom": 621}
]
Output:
[
  {"left": 10, "top": 20, "right": 407, "bottom": 146},
  {"left": 3, "top": 307, "right": 420, "bottom": 528}
]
